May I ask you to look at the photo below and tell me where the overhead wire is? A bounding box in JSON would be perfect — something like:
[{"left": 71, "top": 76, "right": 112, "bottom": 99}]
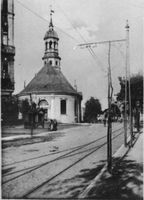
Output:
[
  {"left": 56, "top": 3, "right": 107, "bottom": 73},
  {"left": 15, "top": 0, "right": 79, "bottom": 42},
  {"left": 15, "top": 0, "right": 118, "bottom": 75}
]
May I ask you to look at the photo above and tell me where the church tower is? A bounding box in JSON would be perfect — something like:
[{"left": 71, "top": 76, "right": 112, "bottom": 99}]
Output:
[
  {"left": 42, "top": 11, "right": 61, "bottom": 69},
  {"left": 19, "top": 10, "right": 82, "bottom": 123}
]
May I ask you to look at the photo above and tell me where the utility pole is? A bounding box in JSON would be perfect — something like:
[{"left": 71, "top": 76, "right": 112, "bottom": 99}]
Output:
[
  {"left": 29, "top": 93, "right": 33, "bottom": 137},
  {"left": 107, "top": 41, "right": 113, "bottom": 172},
  {"left": 124, "top": 22, "right": 128, "bottom": 147},
  {"left": 78, "top": 38, "right": 125, "bottom": 172},
  {"left": 125, "top": 21, "right": 133, "bottom": 146}
]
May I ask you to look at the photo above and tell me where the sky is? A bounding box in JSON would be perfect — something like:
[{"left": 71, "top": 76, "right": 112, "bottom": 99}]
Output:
[{"left": 14, "top": 0, "right": 144, "bottom": 109}]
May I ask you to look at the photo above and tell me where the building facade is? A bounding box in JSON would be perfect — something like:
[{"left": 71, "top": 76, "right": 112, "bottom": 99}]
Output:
[
  {"left": 18, "top": 13, "right": 82, "bottom": 123},
  {"left": 1, "top": 0, "right": 15, "bottom": 98}
]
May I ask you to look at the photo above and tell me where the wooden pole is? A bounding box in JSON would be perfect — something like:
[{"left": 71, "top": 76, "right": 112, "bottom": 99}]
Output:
[
  {"left": 126, "top": 21, "right": 133, "bottom": 146},
  {"left": 124, "top": 58, "right": 128, "bottom": 146},
  {"left": 29, "top": 93, "right": 33, "bottom": 137},
  {"left": 107, "top": 41, "right": 112, "bottom": 173}
]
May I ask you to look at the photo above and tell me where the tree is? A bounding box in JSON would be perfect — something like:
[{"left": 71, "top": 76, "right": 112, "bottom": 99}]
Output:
[
  {"left": 84, "top": 97, "right": 102, "bottom": 123},
  {"left": 117, "top": 74, "right": 143, "bottom": 111},
  {"left": 2, "top": 95, "right": 19, "bottom": 125},
  {"left": 111, "top": 102, "right": 121, "bottom": 120},
  {"left": 19, "top": 99, "right": 31, "bottom": 118}
]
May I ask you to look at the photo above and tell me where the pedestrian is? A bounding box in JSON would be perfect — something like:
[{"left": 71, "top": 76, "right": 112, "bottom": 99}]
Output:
[
  {"left": 103, "top": 112, "right": 107, "bottom": 127},
  {"left": 53, "top": 119, "right": 57, "bottom": 131},
  {"left": 48, "top": 119, "right": 52, "bottom": 131},
  {"left": 133, "top": 106, "right": 140, "bottom": 132}
]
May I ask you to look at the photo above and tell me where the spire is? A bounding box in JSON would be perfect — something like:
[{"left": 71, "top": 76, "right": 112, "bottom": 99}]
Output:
[
  {"left": 49, "top": 9, "right": 54, "bottom": 29},
  {"left": 43, "top": 8, "right": 61, "bottom": 67}
]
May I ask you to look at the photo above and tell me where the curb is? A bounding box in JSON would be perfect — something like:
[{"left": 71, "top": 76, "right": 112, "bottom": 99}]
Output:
[{"left": 78, "top": 133, "right": 140, "bottom": 199}]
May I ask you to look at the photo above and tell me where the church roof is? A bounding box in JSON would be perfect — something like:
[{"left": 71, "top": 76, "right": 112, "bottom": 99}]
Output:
[
  {"left": 44, "top": 29, "right": 58, "bottom": 40},
  {"left": 19, "top": 64, "right": 81, "bottom": 97},
  {"left": 44, "top": 14, "right": 58, "bottom": 40}
]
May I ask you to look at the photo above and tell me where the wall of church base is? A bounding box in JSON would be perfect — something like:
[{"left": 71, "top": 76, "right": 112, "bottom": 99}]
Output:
[{"left": 19, "top": 94, "right": 78, "bottom": 124}]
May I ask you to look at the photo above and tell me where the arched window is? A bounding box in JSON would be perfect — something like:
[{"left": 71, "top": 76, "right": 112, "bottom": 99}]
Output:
[
  {"left": 49, "top": 60, "right": 52, "bottom": 65},
  {"left": 45, "top": 42, "right": 48, "bottom": 50},
  {"left": 61, "top": 99, "right": 66, "bottom": 115},
  {"left": 55, "top": 61, "right": 58, "bottom": 66},
  {"left": 54, "top": 41, "right": 57, "bottom": 49},
  {"left": 38, "top": 99, "right": 49, "bottom": 120},
  {"left": 38, "top": 99, "right": 49, "bottom": 108},
  {"left": 49, "top": 40, "right": 52, "bottom": 49}
]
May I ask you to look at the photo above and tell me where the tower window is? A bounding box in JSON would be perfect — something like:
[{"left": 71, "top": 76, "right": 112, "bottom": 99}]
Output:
[
  {"left": 61, "top": 99, "right": 66, "bottom": 115},
  {"left": 49, "top": 60, "right": 52, "bottom": 65},
  {"left": 49, "top": 41, "right": 52, "bottom": 49},
  {"left": 55, "top": 61, "right": 58, "bottom": 65},
  {"left": 45, "top": 42, "right": 48, "bottom": 50},
  {"left": 54, "top": 41, "right": 57, "bottom": 49}
]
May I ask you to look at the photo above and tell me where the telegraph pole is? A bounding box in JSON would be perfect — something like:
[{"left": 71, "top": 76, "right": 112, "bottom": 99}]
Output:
[
  {"left": 125, "top": 21, "right": 133, "bottom": 146},
  {"left": 29, "top": 93, "right": 33, "bottom": 137},
  {"left": 124, "top": 21, "right": 128, "bottom": 147},
  {"left": 78, "top": 38, "right": 125, "bottom": 172},
  {"left": 107, "top": 41, "right": 113, "bottom": 172}
]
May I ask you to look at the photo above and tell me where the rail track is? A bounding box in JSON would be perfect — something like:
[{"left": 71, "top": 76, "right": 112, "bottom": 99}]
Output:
[
  {"left": 2, "top": 127, "right": 124, "bottom": 198},
  {"left": 3, "top": 127, "right": 122, "bottom": 168}
]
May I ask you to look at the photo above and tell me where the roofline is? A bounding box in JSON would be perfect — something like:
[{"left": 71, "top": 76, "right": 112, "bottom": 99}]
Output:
[
  {"left": 44, "top": 36, "right": 59, "bottom": 40},
  {"left": 18, "top": 91, "right": 82, "bottom": 98},
  {"left": 42, "top": 55, "right": 61, "bottom": 60}
]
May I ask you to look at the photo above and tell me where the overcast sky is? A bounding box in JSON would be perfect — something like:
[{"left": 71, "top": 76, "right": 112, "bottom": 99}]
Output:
[{"left": 14, "top": 0, "right": 144, "bottom": 108}]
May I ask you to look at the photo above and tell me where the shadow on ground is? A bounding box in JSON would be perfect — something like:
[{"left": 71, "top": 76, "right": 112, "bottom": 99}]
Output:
[
  {"left": 41, "top": 160, "right": 106, "bottom": 198},
  {"left": 87, "top": 157, "right": 143, "bottom": 200},
  {"left": 42, "top": 157, "right": 143, "bottom": 199},
  {"left": 2, "top": 131, "right": 66, "bottom": 149}
]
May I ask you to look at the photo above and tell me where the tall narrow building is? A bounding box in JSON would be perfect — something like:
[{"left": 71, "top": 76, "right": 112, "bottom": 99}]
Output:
[
  {"left": 1, "top": 0, "right": 15, "bottom": 98},
  {"left": 18, "top": 12, "right": 82, "bottom": 123}
]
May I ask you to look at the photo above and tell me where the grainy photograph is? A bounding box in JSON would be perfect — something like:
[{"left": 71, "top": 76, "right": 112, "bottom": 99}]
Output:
[{"left": 1, "top": 0, "right": 143, "bottom": 199}]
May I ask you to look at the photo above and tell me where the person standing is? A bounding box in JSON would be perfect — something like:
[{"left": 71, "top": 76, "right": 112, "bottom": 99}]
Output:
[{"left": 133, "top": 101, "right": 141, "bottom": 132}]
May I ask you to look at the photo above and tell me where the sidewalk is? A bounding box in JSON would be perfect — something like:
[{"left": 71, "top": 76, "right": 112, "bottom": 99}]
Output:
[{"left": 79, "top": 131, "right": 143, "bottom": 200}]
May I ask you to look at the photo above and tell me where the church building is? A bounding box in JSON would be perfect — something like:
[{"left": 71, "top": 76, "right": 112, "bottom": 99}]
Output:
[{"left": 18, "top": 12, "right": 82, "bottom": 123}]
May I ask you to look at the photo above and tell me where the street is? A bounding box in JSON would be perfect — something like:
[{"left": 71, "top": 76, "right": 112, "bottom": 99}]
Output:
[{"left": 2, "top": 123, "right": 124, "bottom": 198}]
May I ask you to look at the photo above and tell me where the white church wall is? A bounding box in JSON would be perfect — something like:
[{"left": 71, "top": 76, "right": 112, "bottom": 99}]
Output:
[
  {"left": 19, "top": 94, "right": 76, "bottom": 123},
  {"left": 55, "top": 95, "right": 75, "bottom": 123}
]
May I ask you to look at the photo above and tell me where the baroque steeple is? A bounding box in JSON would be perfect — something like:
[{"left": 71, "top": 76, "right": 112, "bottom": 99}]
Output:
[
  {"left": 42, "top": 10, "right": 61, "bottom": 69},
  {"left": 49, "top": 10, "right": 53, "bottom": 28}
]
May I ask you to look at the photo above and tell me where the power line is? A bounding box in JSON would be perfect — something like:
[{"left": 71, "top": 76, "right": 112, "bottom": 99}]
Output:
[
  {"left": 15, "top": 0, "right": 107, "bottom": 75},
  {"left": 15, "top": 0, "right": 79, "bottom": 42},
  {"left": 57, "top": 3, "right": 107, "bottom": 73}
]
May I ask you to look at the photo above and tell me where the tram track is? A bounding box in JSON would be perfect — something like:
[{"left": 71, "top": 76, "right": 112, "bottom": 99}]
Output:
[
  {"left": 2, "top": 128, "right": 123, "bottom": 185},
  {"left": 2, "top": 127, "right": 123, "bottom": 181},
  {"left": 22, "top": 130, "right": 124, "bottom": 198},
  {"left": 2, "top": 127, "right": 124, "bottom": 199},
  {"left": 2, "top": 126, "right": 123, "bottom": 168}
]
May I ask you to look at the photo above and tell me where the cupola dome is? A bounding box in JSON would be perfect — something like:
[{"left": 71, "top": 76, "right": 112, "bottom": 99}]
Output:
[
  {"left": 44, "top": 12, "right": 58, "bottom": 40},
  {"left": 44, "top": 29, "right": 58, "bottom": 40},
  {"left": 42, "top": 10, "right": 61, "bottom": 68}
]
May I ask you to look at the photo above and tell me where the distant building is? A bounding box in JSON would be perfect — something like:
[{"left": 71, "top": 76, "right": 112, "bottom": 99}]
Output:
[
  {"left": 1, "top": 0, "right": 15, "bottom": 98},
  {"left": 18, "top": 12, "right": 82, "bottom": 123}
]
